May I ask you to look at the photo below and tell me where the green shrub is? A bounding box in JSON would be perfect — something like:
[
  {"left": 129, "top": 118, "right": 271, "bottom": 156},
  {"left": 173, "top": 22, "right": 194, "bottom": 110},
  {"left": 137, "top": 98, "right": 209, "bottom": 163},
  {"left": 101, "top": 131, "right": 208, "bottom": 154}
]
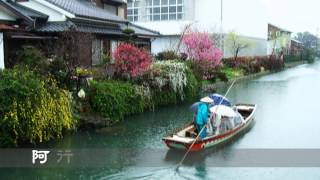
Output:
[
  {"left": 89, "top": 61, "right": 200, "bottom": 121},
  {"left": 155, "top": 50, "right": 181, "bottom": 60},
  {"left": 223, "top": 55, "right": 284, "bottom": 74},
  {"left": 284, "top": 55, "right": 301, "bottom": 63},
  {"left": 184, "top": 67, "right": 200, "bottom": 100},
  {"left": 48, "top": 58, "right": 69, "bottom": 88},
  {"left": 89, "top": 81, "right": 145, "bottom": 121},
  {"left": 152, "top": 89, "right": 178, "bottom": 106},
  {"left": 14, "top": 46, "right": 50, "bottom": 74},
  {"left": 0, "top": 68, "right": 75, "bottom": 147},
  {"left": 303, "top": 48, "right": 316, "bottom": 63},
  {"left": 185, "top": 60, "right": 205, "bottom": 81}
]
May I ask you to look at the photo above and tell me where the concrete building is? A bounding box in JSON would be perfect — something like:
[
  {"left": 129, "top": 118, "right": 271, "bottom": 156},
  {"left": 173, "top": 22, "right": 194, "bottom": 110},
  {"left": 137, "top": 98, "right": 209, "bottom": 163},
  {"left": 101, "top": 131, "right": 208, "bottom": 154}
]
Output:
[
  {"left": 267, "top": 23, "right": 292, "bottom": 55},
  {"left": 127, "top": 0, "right": 269, "bottom": 56}
]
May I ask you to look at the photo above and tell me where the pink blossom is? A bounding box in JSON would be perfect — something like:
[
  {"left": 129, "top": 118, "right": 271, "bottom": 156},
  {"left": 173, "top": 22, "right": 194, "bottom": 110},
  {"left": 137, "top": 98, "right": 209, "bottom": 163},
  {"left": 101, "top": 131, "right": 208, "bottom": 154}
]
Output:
[
  {"left": 182, "top": 30, "right": 223, "bottom": 67},
  {"left": 113, "top": 43, "right": 151, "bottom": 78}
]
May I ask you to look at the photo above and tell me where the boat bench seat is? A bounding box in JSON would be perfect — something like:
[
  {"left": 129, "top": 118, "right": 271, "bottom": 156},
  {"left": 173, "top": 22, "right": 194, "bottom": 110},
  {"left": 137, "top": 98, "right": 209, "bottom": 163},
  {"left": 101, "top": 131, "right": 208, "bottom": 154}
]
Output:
[
  {"left": 169, "top": 135, "right": 195, "bottom": 143},
  {"left": 185, "top": 127, "right": 197, "bottom": 138}
]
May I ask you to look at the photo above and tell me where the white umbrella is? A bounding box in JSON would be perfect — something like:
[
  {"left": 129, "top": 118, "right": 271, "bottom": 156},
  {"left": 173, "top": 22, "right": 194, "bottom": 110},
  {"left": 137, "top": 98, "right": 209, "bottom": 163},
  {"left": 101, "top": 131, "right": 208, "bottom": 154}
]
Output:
[{"left": 210, "top": 105, "right": 236, "bottom": 117}]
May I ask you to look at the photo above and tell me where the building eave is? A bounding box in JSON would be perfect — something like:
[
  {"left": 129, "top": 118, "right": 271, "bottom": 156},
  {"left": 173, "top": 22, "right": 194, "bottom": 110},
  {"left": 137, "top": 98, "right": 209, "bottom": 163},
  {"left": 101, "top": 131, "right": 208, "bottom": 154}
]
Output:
[
  {"left": 34, "top": 0, "right": 76, "bottom": 19},
  {"left": 268, "top": 23, "right": 292, "bottom": 33},
  {"left": 0, "top": 0, "right": 34, "bottom": 26}
]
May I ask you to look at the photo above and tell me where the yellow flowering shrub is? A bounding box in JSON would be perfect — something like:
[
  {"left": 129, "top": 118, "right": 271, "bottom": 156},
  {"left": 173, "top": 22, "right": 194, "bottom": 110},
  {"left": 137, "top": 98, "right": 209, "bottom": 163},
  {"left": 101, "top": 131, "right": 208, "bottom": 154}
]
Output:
[{"left": 0, "top": 68, "right": 75, "bottom": 147}]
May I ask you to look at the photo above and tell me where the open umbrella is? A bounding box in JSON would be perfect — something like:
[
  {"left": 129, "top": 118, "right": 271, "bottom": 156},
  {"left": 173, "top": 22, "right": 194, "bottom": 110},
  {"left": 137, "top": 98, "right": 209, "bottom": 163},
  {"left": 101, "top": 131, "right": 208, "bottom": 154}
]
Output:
[
  {"left": 209, "top": 93, "right": 232, "bottom": 107},
  {"left": 189, "top": 102, "right": 201, "bottom": 112}
]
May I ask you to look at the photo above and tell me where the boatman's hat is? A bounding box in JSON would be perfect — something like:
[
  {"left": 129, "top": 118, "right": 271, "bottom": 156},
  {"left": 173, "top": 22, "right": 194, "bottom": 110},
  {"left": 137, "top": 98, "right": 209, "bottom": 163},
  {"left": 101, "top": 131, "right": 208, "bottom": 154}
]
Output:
[{"left": 200, "top": 96, "right": 214, "bottom": 104}]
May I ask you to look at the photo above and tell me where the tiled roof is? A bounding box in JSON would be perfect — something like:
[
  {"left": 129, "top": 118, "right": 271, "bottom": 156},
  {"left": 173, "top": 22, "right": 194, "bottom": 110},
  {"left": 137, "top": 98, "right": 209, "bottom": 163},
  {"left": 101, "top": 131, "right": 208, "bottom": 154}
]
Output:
[
  {"left": 36, "top": 21, "right": 74, "bottom": 32},
  {"left": 7, "top": 0, "right": 160, "bottom": 37},
  {"left": 124, "top": 23, "right": 161, "bottom": 37},
  {"left": 36, "top": 21, "right": 123, "bottom": 35},
  {"left": 108, "top": 0, "right": 126, "bottom": 4},
  {"left": 36, "top": 20, "right": 161, "bottom": 37},
  {"left": 0, "top": 0, "right": 32, "bottom": 24},
  {"left": 45, "top": 0, "right": 126, "bottom": 22},
  {"left": 6, "top": 0, "right": 48, "bottom": 19}
]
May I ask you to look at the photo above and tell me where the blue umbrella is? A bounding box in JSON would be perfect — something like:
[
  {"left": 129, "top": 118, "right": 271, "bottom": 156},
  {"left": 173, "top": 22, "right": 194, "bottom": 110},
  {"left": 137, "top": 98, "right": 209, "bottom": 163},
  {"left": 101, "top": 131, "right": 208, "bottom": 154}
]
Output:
[
  {"left": 209, "top": 93, "right": 232, "bottom": 107},
  {"left": 189, "top": 102, "right": 201, "bottom": 112}
]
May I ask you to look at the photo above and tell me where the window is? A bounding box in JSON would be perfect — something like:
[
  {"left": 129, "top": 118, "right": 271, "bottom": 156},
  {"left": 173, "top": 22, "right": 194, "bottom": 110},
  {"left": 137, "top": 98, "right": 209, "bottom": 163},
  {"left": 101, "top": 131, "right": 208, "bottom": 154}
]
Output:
[
  {"left": 153, "top": 14, "right": 160, "bottom": 21},
  {"left": 169, "top": 0, "right": 176, "bottom": 5},
  {"left": 161, "top": 14, "right": 168, "bottom": 20},
  {"left": 127, "top": 0, "right": 140, "bottom": 22},
  {"left": 92, "top": 39, "right": 103, "bottom": 66},
  {"left": 161, "top": 0, "right": 168, "bottom": 5},
  {"left": 153, "top": 7, "right": 160, "bottom": 13},
  {"left": 161, "top": 7, "right": 168, "bottom": 13},
  {"left": 154, "top": 0, "right": 160, "bottom": 5},
  {"left": 140, "top": 0, "right": 184, "bottom": 22}
]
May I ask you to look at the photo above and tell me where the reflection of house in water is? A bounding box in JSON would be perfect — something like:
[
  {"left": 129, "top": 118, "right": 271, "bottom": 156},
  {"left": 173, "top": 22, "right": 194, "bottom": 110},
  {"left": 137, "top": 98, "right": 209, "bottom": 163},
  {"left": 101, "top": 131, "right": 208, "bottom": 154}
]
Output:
[{"left": 0, "top": 0, "right": 160, "bottom": 69}]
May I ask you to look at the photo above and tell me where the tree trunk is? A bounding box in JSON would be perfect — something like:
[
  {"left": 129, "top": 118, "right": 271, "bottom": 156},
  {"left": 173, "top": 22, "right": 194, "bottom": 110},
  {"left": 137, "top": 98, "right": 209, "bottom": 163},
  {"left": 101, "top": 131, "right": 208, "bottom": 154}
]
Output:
[{"left": 234, "top": 47, "right": 240, "bottom": 61}]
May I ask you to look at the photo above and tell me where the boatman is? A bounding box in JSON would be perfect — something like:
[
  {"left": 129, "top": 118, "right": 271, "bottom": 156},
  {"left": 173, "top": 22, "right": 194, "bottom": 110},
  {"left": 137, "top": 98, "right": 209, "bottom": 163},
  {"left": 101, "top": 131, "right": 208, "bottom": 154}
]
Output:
[{"left": 196, "top": 97, "right": 213, "bottom": 139}]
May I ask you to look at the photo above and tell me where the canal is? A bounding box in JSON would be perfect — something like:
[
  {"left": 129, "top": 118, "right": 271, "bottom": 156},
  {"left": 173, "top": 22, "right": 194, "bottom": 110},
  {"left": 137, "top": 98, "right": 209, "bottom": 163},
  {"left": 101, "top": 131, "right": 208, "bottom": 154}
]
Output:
[{"left": 2, "top": 61, "right": 320, "bottom": 179}]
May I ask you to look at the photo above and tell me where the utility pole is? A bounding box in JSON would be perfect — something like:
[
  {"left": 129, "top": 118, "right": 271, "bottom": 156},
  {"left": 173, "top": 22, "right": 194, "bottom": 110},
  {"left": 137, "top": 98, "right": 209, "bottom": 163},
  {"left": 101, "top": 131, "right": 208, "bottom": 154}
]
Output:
[{"left": 220, "top": 0, "right": 224, "bottom": 57}]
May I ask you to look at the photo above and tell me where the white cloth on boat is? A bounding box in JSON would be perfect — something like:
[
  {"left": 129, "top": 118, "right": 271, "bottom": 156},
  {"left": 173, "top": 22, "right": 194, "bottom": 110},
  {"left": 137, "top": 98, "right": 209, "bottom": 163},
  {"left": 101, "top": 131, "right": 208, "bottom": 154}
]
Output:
[
  {"left": 213, "top": 113, "right": 222, "bottom": 135},
  {"left": 234, "top": 111, "right": 244, "bottom": 125},
  {"left": 207, "top": 114, "right": 214, "bottom": 135},
  {"left": 210, "top": 105, "right": 236, "bottom": 117},
  {"left": 207, "top": 106, "right": 245, "bottom": 135}
]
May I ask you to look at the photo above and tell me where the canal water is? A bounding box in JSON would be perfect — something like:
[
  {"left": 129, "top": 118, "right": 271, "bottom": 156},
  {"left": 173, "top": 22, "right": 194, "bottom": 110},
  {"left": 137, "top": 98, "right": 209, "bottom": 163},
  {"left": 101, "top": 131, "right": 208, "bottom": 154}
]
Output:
[{"left": 2, "top": 61, "right": 320, "bottom": 179}]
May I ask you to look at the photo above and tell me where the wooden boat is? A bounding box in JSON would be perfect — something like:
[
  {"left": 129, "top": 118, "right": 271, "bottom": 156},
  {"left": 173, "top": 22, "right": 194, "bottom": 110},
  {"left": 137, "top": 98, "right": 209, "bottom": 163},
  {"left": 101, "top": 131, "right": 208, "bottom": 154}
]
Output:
[{"left": 163, "top": 104, "right": 257, "bottom": 152}]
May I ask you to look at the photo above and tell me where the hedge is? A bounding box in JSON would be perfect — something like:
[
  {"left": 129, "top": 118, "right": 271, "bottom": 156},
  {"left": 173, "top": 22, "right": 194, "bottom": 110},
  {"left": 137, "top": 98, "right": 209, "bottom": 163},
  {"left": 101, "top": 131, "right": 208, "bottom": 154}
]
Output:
[
  {"left": 89, "top": 61, "right": 200, "bottom": 122},
  {"left": 89, "top": 81, "right": 146, "bottom": 122}
]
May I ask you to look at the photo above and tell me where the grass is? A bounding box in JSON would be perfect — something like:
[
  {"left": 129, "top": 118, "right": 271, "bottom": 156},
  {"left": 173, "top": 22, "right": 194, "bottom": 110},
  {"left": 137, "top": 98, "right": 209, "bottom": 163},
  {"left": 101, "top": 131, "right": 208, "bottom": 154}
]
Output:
[
  {"left": 202, "top": 67, "right": 244, "bottom": 85},
  {"left": 221, "top": 67, "right": 244, "bottom": 79}
]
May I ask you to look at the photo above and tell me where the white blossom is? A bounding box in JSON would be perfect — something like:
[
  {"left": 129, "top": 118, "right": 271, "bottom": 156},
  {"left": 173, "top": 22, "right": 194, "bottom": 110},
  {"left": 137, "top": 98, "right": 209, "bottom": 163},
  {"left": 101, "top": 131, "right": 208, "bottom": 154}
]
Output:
[{"left": 151, "top": 60, "right": 188, "bottom": 100}]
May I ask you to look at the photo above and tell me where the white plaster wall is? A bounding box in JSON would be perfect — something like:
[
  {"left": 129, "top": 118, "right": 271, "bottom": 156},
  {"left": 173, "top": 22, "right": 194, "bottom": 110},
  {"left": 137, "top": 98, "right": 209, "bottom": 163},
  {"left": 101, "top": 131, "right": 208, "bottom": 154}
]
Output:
[
  {"left": 151, "top": 35, "right": 268, "bottom": 57},
  {"left": 137, "top": 0, "right": 269, "bottom": 38},
  {"left": 0, "top": 7, "right": 16, "bottom": 21},
  {"left": 134, "top": 0, "right": 270, "bottom": 56},
  {"left": 0, "top": 33, "right": 4, "bottom": 69},
  {"left": 136, "top": 20, "right": 194, "bottom": 35},
  {"left": 19, "top": 0, "right": 71, "bottom": 21},
  {"left": 224, "top": 36, "right": 268, "bottom": 58},
  {"left": 117, "top": 6, "right": 125, "bottom": 19},
  {"left": 151, "top": 36, "right": 180, "bottom": 54},
  {"left": 194, "top": 0, "right": 268, "bottom": 39}
]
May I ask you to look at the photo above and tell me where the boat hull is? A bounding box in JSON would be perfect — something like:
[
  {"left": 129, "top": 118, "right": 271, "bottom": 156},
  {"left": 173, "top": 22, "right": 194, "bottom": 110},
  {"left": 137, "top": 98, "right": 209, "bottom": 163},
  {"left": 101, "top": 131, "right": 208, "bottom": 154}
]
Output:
[{"left": 163, "top": 104, "right": 256, "bottom": 152}]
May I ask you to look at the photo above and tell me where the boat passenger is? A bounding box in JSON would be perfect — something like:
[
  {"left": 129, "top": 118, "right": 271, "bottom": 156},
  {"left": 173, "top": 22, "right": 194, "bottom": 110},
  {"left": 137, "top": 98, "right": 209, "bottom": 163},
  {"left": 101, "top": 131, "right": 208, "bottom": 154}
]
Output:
[{"left": 196, "top": 97, "right": 213, "bottom": 139}]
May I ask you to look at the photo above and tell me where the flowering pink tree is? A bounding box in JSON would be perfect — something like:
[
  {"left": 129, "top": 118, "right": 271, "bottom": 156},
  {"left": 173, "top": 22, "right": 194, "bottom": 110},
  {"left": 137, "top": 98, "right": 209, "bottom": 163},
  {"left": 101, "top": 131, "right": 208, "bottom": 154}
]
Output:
[
  {"left": 182, "top": 30, "right": 223, "bottom": 78},
  {"left": 113, "top": 43, "right": 151, "bottom": 78},
  {"left": 183, "top": 30, "right": 223, "bottom": 65}
]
